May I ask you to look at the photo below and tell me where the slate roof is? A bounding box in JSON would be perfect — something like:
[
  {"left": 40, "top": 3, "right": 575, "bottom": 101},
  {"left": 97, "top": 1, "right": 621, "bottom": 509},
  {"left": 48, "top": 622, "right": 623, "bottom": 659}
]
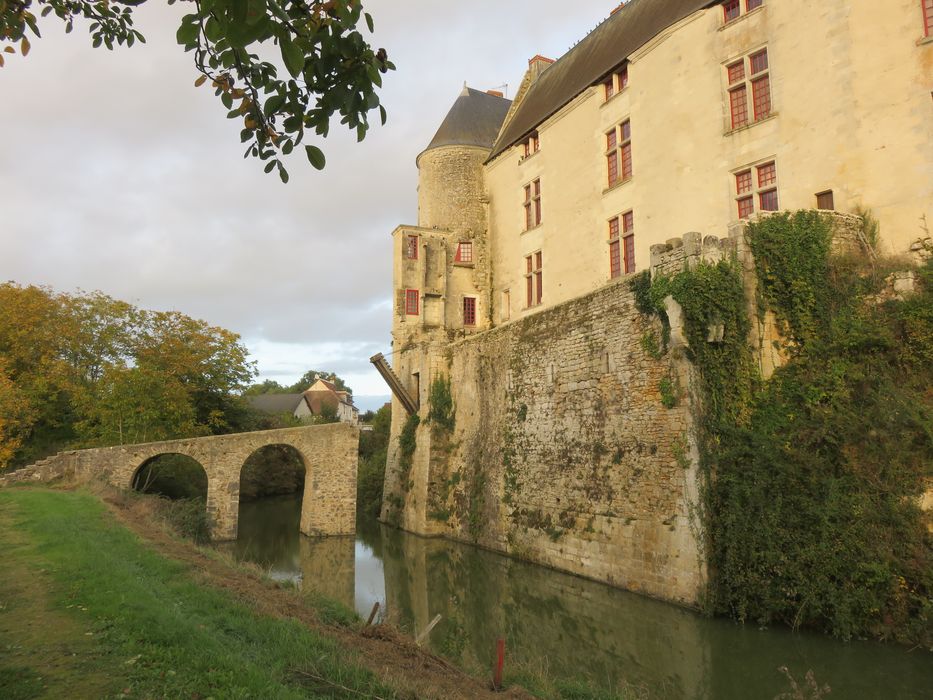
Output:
[
  {"left": 421, "top": 87, "right": 512, "bottom": 158},
  {"left": 488, "top": 0, "right": 715, "bottom": 160},
  {"left": 247, "top": 393, "right": 306, "bottom": 415}
]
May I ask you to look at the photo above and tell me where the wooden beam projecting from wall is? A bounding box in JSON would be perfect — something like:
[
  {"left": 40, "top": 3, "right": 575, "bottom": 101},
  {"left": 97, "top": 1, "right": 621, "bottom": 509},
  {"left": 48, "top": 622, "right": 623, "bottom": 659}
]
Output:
[{"left": 369, "top": 353, "right": 419, "bottom": 415}]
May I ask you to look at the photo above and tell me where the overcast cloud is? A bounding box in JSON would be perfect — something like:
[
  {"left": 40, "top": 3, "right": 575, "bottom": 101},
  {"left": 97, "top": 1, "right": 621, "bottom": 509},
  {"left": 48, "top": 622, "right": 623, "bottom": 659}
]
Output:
[{"left": 0, "top": 1, "right": 613, "bottom": 408}]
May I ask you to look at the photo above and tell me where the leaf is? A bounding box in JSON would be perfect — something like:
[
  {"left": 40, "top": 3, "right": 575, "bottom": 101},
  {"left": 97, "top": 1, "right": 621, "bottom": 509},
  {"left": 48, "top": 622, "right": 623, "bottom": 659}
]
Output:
[
  {"left": 278, "top": 162, "right": 289, "bottom": 184},
  {"left": 304, "top": 145, "right": 325, "bottom": 170},
  {"left": 194, "top": 75, "right": 207, "bottom": 87},
  {"left": 364, "top": 12, "right": 374, "bottom": 33},
  {"left": 175, "top": 19, "right": 199, "bottom": 46},
  {"left": 279, "top": 35, "right": 304, "bottom": 79},
  {"left": 379, "top": 105, "right": 387, "bottom": 125},
  {"left": 263, "top": 94, "right": 285, "bottom": 117},
  {"left": 20, "top": 37, "right": 30, "bottom": 57},
  {"left": 246, "top": 0, "right": 267, "bottom": 25}
]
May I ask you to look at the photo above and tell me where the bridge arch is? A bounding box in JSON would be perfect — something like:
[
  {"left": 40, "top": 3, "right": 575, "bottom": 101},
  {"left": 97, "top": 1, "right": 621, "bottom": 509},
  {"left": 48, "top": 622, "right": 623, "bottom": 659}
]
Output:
[{"left": 131, "top": 453, "right": 209, "bottom": 501}]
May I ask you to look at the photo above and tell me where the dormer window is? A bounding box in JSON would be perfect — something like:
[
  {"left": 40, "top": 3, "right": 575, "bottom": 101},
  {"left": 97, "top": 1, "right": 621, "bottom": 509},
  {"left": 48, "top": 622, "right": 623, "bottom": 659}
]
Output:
[
  {"left": 522, "top": 132, "right": 540, "bottom": 159},
  {"left": 723, "top": 0, "right": 763, "bottom": 24},
  {"left": 602, "top": 65, "right": 629, "bottom": 101}
]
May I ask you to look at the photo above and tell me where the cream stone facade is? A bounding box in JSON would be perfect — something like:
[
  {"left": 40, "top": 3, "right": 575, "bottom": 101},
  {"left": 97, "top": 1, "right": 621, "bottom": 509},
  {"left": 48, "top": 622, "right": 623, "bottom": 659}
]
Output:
[{"left": 380, "top": 0, "right": 932, "bottom": 606}]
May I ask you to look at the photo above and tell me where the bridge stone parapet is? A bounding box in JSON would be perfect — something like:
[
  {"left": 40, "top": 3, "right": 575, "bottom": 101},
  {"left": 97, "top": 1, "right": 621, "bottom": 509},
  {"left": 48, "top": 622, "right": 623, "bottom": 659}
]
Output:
[{"left": 0, "top": 423, "right": 358, "bottom": 541}]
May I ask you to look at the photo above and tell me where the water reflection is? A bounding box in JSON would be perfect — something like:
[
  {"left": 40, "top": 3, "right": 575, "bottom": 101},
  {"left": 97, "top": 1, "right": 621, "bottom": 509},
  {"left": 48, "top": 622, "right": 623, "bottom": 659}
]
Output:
[{"left": 226, "top": 495, "right": 933, "bottom": 699}]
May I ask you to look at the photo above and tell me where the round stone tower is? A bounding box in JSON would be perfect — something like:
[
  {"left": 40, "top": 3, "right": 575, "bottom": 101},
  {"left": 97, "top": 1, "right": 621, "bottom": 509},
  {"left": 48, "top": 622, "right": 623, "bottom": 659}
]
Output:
[{"left": 416, "top": 87, "right": 511, "bottom": 235}]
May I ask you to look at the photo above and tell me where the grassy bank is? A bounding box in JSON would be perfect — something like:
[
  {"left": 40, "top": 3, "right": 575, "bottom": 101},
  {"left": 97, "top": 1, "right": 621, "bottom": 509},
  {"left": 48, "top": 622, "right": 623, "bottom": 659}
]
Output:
[{"left": 0, "top": 488, "right": 401, "bottom": 699}]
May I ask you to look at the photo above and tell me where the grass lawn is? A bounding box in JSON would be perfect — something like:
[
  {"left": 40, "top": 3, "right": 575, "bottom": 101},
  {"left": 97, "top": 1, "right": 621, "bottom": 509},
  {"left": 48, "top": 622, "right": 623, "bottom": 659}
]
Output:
[{"left": 0, "top": 488, "right": 398, "bottom": 699}]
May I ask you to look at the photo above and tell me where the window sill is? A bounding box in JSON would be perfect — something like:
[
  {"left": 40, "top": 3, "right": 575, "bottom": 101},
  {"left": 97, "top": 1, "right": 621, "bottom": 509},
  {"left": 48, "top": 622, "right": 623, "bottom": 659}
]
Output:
[
  {"left": 602, "top": 177, "right": 633, "bottom": 196},
  {"left": 453, "top": 262, "right": 475, "bottom": 268},
  {"left": 599, "top": 86, "right": 630, "bottom": 109},
  {"left": 718, "top": 6, "right": 765, "bottom": 31},
  {"left": 521, "top": 223, "right": 543, "bottom": 235},
  {"left": 724, "top": 112, "right": 777, "bottom": 136},
  {"left": 518, "top": 151, "right": 540, "bottom": 165},
  {"left": 918, "top": 35, "right": 933, "bottom": 46}
]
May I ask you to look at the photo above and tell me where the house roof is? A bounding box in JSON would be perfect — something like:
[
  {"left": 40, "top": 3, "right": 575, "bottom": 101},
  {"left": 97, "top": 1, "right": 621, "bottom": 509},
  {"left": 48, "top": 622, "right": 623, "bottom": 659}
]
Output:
[
  {"left": 420, "top": 87, "right": 512, "bottom": 159},
  {"left": 247, "top": 393, "right": 306, "bottom": 415},
  {"left": 488, "top": 0, "right": 714, "bottom": 160}
]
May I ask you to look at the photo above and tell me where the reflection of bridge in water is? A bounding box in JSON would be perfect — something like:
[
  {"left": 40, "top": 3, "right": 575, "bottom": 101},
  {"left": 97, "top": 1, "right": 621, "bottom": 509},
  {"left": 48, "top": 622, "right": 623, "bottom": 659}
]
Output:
[{"left": 0, "top": 423, "right": 359, "bottom": 541}]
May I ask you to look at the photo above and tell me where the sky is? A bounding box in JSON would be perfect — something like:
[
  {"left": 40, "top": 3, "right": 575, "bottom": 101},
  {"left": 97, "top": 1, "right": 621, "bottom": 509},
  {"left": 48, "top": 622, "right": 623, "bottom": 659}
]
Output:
[{"left": 0, "top": 1, "right": 616, "bottom": 411}]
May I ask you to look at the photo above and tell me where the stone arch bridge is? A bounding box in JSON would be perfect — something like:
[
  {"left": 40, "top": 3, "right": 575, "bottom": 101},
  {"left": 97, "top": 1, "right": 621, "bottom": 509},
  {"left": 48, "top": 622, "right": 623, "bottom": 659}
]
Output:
[{"left": 0, "top": 423, "right": 358, "bottom": 541}]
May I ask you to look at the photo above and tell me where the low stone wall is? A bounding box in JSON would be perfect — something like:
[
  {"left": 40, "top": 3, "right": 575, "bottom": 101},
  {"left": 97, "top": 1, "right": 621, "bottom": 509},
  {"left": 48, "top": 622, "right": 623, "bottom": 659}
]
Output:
[
  {"left": 0, "top": 423, "right": 359, "bottom": 541},
  {"left": 384, "top": 275, "right": 705, "bottom": 606}
]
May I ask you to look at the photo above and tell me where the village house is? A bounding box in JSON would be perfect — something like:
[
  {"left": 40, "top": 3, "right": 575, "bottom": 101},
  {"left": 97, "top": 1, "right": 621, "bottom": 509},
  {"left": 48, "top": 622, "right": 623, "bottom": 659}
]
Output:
[
  {"left": 247, "top": 375, "right": 359, "bottom": 426},
  {"left": 377, "top": 0, "right": 932, "bottom": 605}
]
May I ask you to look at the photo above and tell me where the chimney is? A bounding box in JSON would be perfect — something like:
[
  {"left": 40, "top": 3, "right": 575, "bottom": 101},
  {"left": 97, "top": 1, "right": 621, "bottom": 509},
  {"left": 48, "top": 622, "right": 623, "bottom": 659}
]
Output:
[
  {"left": 486, "top": 89, "right": 504, "bottom": 98},
  {"left": 610, "top": 2, "right": 627, "bottom": 15},
  {"left": 527, "top": 54, "right": 555, "bottom": 82}
]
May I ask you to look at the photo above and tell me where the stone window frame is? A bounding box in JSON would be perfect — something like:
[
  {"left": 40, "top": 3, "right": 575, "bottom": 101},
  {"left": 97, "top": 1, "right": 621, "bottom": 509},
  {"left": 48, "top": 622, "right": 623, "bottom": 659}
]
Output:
[
  {"left": 608, "top": 211, "right": 636, "bottom": 279},
  {"left": 733, "top": 158, "right": 779, "bottom": 219},
  {"left": 725, "top": 47, "right": 772, "bottom": 132},
  {"left": 520, "top": 132, "right": 540, "bottom": 162},
  {"left": 501, "top": 289, "right": 511, "bottom": 322},
  {"left": 722, "top": 0, "right": 763, "bottom": 26},
  {"left": 523, "top": 179, "right": 542, "bottom": 231},
  {"left": 524, "top": 251, "right": 543, "bottom": 308},
  {"left": 404, "top": 234, "right": 418, "bottom": 260},
  {"left": 816, "top": 190, "right": 835, "bottom": 211},
  {"left": 605, "top": 119, "right": 632, "bottom": 189},
  {"left": 601, "top": 64, "right": 629, "bottom": 102}
]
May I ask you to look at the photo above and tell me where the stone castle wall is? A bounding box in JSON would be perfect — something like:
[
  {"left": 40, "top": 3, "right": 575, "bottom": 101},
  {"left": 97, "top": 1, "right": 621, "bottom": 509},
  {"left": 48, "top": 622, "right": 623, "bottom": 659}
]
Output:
[{"left": 384, "top": 275, "right": 705, "bottom": 606}]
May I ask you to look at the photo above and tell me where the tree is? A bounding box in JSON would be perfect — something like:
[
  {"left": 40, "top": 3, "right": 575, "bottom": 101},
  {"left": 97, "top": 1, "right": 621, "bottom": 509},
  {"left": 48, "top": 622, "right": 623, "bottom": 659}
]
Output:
[
  {"left": 0, "top": 0, "right": 394, "bottom": 181},
  {"left": 0, "top": 282, "right": 257, "bottom": 469}
]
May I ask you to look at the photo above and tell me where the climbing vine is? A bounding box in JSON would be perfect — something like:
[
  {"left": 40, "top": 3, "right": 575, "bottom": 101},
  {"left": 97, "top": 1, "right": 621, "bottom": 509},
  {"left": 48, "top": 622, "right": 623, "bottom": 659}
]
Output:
[
  {"left": 633, "top": 216, "right": 933, "bottom": 646},
  {"left": 396, "top": 413, "right": 420, "bottom": 493},
  {"left": 426, "top": 375, "right": 456, "bottom": 434}
]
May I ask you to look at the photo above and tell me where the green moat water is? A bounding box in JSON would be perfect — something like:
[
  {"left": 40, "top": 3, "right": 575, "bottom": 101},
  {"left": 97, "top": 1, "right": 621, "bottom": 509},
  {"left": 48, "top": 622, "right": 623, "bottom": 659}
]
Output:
[{"left": 224, "top": 495, "right": 933, "bottom": 698}]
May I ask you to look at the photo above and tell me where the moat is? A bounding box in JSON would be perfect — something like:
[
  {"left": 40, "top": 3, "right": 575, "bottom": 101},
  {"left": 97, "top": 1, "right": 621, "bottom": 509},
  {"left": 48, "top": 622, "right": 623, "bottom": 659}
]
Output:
[{"left": 224, "top": 495, "right": 933, "bottom": 699}]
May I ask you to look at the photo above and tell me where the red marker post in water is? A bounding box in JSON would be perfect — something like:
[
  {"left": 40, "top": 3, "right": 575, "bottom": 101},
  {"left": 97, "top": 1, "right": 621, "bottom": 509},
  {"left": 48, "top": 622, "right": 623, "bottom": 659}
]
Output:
[{"left": 493, "top": 638, "right": 505, "bottom": 691}]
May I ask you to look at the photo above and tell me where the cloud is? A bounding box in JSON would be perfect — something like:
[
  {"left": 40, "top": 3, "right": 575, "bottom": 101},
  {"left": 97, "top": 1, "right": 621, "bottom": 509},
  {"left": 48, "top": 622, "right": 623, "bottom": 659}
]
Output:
[{"left": 0, "top": 1, "right": 613, "bottom": 389}]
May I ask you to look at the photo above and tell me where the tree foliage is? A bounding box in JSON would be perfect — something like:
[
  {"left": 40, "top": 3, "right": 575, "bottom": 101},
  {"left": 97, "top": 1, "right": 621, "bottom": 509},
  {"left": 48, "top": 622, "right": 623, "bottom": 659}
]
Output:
[
  {"left": 244, "top": 368, "right": 351, "bottom": 395},
  {"left": 0, "top": 282, "right": 256, "bottom": 469},
  {"left": 0, "top": 0, "right": 394, "bottom": 180}
]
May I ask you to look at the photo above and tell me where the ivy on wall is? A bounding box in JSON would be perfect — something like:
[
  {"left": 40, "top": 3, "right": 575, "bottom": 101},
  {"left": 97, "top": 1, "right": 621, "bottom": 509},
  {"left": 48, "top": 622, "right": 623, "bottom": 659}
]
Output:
[{"left": 635, "top": 213, "right": 932, "bottom": 646}]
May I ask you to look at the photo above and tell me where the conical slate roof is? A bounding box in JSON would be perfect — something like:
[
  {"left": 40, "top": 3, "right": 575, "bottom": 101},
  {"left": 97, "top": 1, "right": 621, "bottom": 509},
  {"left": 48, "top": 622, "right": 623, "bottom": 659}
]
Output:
[{"left": 421, "top": 87, "right": 512, "bottom": 155}]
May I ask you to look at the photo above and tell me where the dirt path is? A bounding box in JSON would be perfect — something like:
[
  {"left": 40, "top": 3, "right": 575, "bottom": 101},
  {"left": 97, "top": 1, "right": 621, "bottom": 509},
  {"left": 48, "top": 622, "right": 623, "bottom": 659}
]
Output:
[
  {"left": 0, "top": 502, "right": 121, "bottom": 699},
  {"left": 101, "top": 489, "right": 533, "bottom": 700}
]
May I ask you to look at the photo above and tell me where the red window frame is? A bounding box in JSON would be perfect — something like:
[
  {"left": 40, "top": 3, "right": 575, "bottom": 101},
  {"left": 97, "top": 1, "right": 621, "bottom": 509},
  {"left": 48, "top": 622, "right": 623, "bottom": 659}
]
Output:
[
  {"left": 455, "top": 241, "right": 473, "bottom": 263},
  {"left": 726, "top": 49, "right": 771, "bottom": 129},
  {"left": 608, "top": 217, "right": 621, "bottom": 279},
  {"left": 734, "top": 161, "right": 778, "bottom": 218},
  {"left": 525, "top": 252, "right": 543, "bottom": 307},
  {"left": 607, "top": 120, "right": 632, "bottom": 186},
  {"left": 404, "top": 234, "right": 418, "bottom": 260},
  {"left": 463, "top": 297, "right": 476, "bottom": 326},
  {"left": 405, "top": 289, "right": 419, "bottom": 316},
  {"left": 723, "top": 0, "right": 740, "bottom": 22},
  {"left": 622, "top": 211, "right": 635, "bottom": 274},
  {"left": 923, "top": 0, "right": 933, "bottom": 36},
  {"left": 523, "top": 179, "right": 541, "bottom": 229},
  {"left": 604, "top": 77, "right": 615, "bottom": 101},
  {"left": 746, "top": 0, "right": 763, "bottom": 9},
  {"left": 618, "top": 66, "right": 629, "bottom": 91}
]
